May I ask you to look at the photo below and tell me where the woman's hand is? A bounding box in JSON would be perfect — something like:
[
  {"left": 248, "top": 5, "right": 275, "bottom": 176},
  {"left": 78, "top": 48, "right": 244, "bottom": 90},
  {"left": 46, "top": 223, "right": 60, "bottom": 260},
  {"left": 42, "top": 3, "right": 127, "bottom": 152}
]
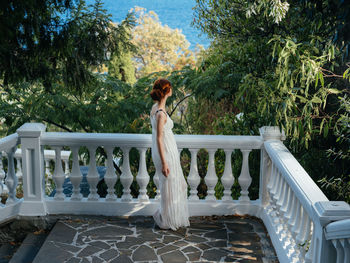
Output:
[{"left": 162, "top": 162, "right": 170, "bottom": 177}]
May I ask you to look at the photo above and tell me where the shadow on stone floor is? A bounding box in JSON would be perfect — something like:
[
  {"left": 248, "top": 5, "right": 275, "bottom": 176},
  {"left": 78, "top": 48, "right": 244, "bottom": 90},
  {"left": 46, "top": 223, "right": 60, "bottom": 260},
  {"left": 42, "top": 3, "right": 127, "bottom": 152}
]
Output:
[{"left": 29, "top": 214, "right": 279, "bottom": 263}]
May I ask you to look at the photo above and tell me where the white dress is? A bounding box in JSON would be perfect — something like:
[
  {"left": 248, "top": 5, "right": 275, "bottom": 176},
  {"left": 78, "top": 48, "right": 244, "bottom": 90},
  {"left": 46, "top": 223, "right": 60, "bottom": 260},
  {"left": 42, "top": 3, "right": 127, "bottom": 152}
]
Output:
[{"left": 151, "top": 105, "right": 190, "bottom": 230}]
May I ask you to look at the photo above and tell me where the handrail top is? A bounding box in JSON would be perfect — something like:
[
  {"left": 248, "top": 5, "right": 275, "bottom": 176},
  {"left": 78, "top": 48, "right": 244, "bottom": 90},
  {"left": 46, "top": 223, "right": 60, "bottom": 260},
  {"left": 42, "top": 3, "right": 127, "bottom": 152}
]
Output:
[
  {"left": 14, "top": 148, "right": 71, "bottom": 159},
  {"left": 264, "top": 140, "right": 329, "bottom": 218},
  {"left": 0, "top": 133, "right": 19, "bottom": 152},
  {"left": 325, "top": 218, "right": 350, "bottom": 240},
  {"left": 40, "top": 132, "right": 264, "bottom": 149}
]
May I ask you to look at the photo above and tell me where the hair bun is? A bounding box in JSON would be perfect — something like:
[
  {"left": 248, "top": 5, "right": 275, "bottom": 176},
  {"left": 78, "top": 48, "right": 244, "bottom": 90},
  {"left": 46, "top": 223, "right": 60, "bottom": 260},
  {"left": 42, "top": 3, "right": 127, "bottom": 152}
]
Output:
[
  {"left": 150, "top": 78, "right": 172, "bottom": 102},
  {"left": 150, "top": 89, "right": 163, "bottom": 101}
]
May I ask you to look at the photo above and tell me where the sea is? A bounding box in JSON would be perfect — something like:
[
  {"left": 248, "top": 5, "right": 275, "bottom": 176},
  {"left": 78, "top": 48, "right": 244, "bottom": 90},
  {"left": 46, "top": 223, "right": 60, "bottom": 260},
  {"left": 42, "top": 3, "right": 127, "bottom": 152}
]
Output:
[{"left": 84, "top": 0, "right": 210, "bottom": 50}]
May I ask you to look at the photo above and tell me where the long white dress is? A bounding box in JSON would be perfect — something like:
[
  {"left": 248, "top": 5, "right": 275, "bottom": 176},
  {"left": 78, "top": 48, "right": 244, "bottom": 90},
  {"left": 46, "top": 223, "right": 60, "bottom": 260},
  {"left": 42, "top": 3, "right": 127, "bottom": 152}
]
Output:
[{"left": 151, "top": 106, "right": 190, "bottom": 230}]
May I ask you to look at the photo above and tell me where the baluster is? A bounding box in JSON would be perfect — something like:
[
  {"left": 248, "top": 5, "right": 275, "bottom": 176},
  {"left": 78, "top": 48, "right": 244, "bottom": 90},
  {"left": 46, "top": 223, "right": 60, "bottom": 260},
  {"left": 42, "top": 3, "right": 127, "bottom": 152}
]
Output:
[
  {"left": 305, "top": 222, "right": 315, "bottom": 263},
  {"left": 104, "top": 146, "right": 117, "bottom": 201},
  {"left": 136, "top": 148, "right": 149, "bottom": 202},
  {"left": 70, "top": 147, "right": 83, "bottom": 201},
  {"left": 274, "top": 174, "right": 284, "bottom": 206},
  {"left": 266, "top": 164, "right": 277, "bottom": 214},
  {"left": 53, "top": 147, "right": 65, "bottom": 200},
  {"left": 205, "top": 149, "right": 218, "bottom": 201},
  {"left": 276, "top": 181, "right": 289, "bottom": 236},
  {"left": 281, "top": 185, "right": 292, "bottom": 220},
  {"left": 64, "top": 160, "right": 70, "bottom": 175},
  {"left": 266, "top": 163, "right": 275, "bottom": 193},
  {"left": 0, "top": 153, "right": 5, "bottom": 204},
  {"left": 297, "top": 212, "right": 312, "bottom": 261},
  {"left": 276, "top": 178, "right": 286, "bottom": 210},
  {"left": 290, "top": 203, "right": 303, "bottom": 259},
  {"left": 5, "top": 147, "right": 18, "bottom": 204},
  {"left": 270, "top": 170, "right": 281, "bottom": 202},
  {"left": 221, "top": 149, "right": 234, "bottom": 201},
  {"left": 280, "top": 186, "right": 293, "bottom": 245},
  {"left": 87, "top": 146, "right": 99, "bottom": 201},
  {"left": 120, "top": 147, "right": 133, "bottom": 202},
  {"left": 340, "top": 238, "right": 349, "bottom": 263},
  {"left": 187, "top": 149, "right": 200, "bottom": 200},
  {"left": 331, "top": 239, "right": 344, "bottom": 263},
  {"left": 288, "top": 194, "right": 298, "bottom": 232},
  {"left": 292, "top": 203, "right": 302, "bottom": 238},
  {"left": 15, "top": 157, "right": 22, "bottom": 184},
  {"left": 238, "top": 149, "right": 252, "bottom": 203}
]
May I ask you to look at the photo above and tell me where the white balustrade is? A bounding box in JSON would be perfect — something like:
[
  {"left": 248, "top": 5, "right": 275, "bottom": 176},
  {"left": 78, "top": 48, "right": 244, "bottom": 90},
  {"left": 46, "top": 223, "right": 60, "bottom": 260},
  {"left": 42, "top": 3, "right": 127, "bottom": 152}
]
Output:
[
  {"left": 205, "top": 149, "right": 218, "bottom": 201},
  {"left": 120, "top": 147, "right": 133, "bottom": 202},
  {"left": 1, "top": 123, "right": 349, "bottom": 263},
  {"left": 70, "top": 146, "right": 83, "bottom": 201},
  {"left": 187, "top": 149, "right": 200, "bottom": 200},
  {"left": 325, "top": 219, "right": 350, "bottom": 263},
  {"left": 136, "top": 147, "right": 150, "bottom": 202},
  {"left": 87, "top": 146, "right": 99, "bottom": 201},
  {"left": 104, "top": 146, "right": 117, "bottom": 201},
  {"left": 5, "top": 146, "right": 18, "bottom": 204},
  {"left": 53, "top": 147, "right": 65, "bottom": 200},
  {"left": 221, "top": 149, "right": 234, "bottom": 201},
  {"left": 238, "top": 149, "right": 252, "bottom": 203}
]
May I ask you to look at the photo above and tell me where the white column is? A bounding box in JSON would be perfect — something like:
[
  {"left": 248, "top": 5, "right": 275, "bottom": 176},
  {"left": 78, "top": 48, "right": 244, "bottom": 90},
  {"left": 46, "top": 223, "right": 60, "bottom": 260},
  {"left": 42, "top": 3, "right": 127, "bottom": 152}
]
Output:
[
  {"left": 16, "top": 123, "right": 47, "bottom": 215},
  {"left": 331, "top": 239, "right": 344, "bottom": 263},
  {"left": 136, "top": 147, "right": 150, "bottom": 202},
  {"left": 340, "top": 239, "right": 350, "bottom": 262},
  {"left": 104, "top": 146, "right": 117, "bottom": 201},
  {"left": 187, "top": 149, "right": 200, "bottom": 200},
  {"left": 53, "top": 147, "right": 65, "bottom": 200},
  {"left": 70, "top": 146, "right": 83, "bottom": 201},
  {"left": 259, "top": 126, "right": 285, "bottom": 207},
  {"left": 288, "top": 194, "right": 298, "bottom": 232},
  {"left": 87, "top": 146, "right": 99, "bottom": 201},
  {"left": 221, "top": 149, "right": 234, "bottom": 201},
  {"left": 5, "top": 146, "right": 18, "bottom": 204},
  {"left": 120, "top": 147, "right": 133, "bottom": 201},
  {"left": 205, "top": 149, "right": 217, "bottom": 201},
  {"left": 238, "top": 149, "right": 252, "bottom": 203}
]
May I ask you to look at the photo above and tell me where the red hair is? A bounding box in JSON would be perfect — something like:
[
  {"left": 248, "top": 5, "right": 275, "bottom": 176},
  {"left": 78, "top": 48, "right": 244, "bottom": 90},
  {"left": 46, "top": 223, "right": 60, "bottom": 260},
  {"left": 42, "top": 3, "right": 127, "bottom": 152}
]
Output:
[{"left": 150, "top": 79, "right": 172, "bottom": 101}]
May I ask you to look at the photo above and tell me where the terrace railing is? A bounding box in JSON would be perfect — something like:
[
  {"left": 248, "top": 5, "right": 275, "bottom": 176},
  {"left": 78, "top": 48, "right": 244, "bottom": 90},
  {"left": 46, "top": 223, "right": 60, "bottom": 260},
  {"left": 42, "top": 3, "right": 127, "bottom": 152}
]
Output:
[{"left": 0, "top": 122, "right": 349, "bottom": 263}]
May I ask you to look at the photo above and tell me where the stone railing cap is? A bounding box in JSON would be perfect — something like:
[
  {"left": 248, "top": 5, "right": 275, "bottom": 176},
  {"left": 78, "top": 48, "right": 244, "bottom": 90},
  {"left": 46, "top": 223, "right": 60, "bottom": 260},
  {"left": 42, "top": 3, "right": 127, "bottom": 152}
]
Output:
[
  {"left": 313, "top": 201, "right": 350, "bottom": 226},
  {"left": 259, "top": 126, "right": 286, "bottom": 141},
  {"left": 17, "top": 123, "right": 47, "bottom": 138}
]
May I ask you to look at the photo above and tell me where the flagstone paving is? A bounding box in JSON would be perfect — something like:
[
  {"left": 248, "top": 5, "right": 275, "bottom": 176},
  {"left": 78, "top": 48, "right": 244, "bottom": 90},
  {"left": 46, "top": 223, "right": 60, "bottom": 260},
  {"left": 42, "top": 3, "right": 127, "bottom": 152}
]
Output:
[{"left": 32, "top": 215, "right": 279, "bottom": 263}]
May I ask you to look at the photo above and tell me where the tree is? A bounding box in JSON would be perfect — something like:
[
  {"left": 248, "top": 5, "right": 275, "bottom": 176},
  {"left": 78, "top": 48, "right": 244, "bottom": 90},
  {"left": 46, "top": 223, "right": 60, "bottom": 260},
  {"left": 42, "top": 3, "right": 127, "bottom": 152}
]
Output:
[
  {"left": 178, "top": 0, "right": 350, "bottom": 202},
  {"left": 131, "top": 7, "right": 197, "bottom": 78},
  {"left": 0, "top": 0, "right": 135, "bottom": 91}
]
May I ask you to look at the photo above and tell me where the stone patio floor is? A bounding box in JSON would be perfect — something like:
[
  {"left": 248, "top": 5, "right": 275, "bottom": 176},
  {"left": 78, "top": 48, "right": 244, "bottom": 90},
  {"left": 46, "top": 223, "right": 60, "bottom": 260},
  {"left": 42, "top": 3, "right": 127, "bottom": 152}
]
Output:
[{"left": 32, "top": 214, "right": 279, "bottom": 263}]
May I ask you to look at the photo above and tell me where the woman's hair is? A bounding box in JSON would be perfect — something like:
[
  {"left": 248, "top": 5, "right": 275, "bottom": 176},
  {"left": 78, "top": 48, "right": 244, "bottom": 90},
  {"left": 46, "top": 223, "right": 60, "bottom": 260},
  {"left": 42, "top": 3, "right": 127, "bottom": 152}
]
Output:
[{"left": 150, "top": 78, "right": 172, "bottom": 101}]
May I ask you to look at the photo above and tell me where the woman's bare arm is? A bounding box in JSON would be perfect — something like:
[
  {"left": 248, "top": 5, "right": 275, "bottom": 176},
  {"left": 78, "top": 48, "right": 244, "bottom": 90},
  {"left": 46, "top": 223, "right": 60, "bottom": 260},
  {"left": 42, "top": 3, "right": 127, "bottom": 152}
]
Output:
[{"left": 156, "top": 112, "right": 170, "bottom": 177}]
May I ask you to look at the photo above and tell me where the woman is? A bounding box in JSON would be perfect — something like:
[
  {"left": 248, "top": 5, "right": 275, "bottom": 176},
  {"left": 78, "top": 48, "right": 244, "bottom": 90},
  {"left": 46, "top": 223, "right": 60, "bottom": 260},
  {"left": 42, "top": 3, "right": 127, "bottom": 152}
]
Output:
[{"left": 150, "top": 78, "right": 190, "bottom": 230}]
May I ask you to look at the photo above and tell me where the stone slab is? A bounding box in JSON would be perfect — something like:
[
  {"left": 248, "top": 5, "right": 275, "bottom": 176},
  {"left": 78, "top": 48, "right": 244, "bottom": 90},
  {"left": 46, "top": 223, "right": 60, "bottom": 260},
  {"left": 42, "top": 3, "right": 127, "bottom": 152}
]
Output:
[
  {"left": 27, "top": 215, "right": 278, "bottom": 263},
  {"left": 9, "top": 233, "right": 47, "bottom": 263}
]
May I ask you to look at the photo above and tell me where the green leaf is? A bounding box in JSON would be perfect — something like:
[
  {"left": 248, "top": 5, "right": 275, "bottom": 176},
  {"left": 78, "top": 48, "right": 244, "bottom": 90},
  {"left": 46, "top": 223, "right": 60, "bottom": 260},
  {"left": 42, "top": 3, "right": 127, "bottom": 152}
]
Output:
[{"left": 311, "top": 97, "right": 322, "bottom": 104}]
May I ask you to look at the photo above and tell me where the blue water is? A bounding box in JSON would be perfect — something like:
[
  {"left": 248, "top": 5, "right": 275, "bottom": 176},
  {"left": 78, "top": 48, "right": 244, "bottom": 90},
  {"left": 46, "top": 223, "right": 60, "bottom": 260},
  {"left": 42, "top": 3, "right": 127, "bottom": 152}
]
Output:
[{"left": 85, "top": 0, "right": 210, "bottom": 50}]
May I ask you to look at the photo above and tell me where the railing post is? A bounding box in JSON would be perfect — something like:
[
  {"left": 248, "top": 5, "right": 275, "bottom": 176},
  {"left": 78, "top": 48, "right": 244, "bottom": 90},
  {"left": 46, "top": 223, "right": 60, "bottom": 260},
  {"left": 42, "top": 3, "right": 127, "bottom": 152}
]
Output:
[
  {"left": 259, "top": 126, "right": 285, "bottom": 206},
  {"left": 311, "top": 201, "right": 350, "bottom": 263},
  {"left": 17, "top": 123, "right": 47, "bottom": 215}
]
